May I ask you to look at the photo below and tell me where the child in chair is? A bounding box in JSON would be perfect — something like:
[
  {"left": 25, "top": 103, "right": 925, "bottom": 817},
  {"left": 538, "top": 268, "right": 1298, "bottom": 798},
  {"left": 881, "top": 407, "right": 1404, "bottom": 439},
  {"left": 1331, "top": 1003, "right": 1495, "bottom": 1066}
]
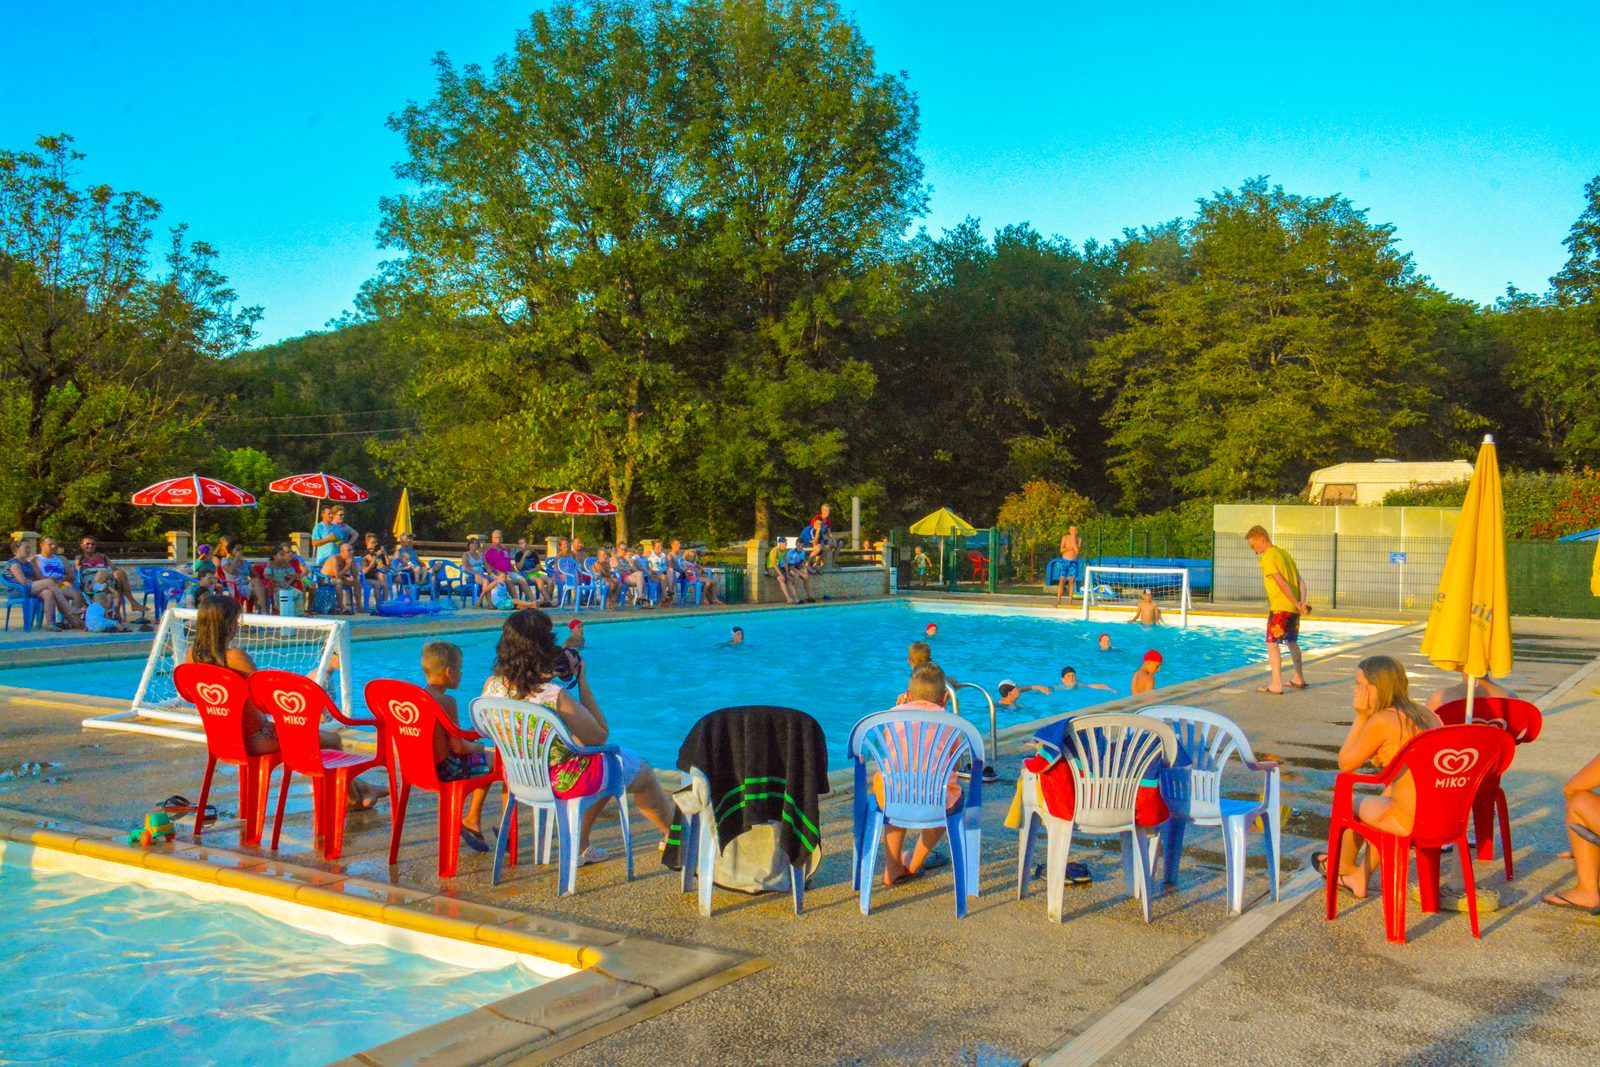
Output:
[{"left": 422, "top": 641, "right": 491, "bottom": 853}]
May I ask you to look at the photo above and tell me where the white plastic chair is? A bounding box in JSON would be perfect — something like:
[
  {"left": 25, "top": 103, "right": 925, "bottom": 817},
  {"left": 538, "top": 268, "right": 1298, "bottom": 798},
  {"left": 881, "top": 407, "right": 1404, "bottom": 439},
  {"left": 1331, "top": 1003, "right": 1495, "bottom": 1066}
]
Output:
[
  {"left": 469, "top": 696, "right": 632, "bottom": 896},
  {"left": 678, "top": 768, "right": 806, "bottom": 917},
  {"left": 1143, "top": 705, "right": 1281, "bottom": 914},
  {"left": 1015, "top": 713, "right": 1177, "bottom": 924},
  {"left": 849, "top": 708, "right": 985, "bottom": 917}
]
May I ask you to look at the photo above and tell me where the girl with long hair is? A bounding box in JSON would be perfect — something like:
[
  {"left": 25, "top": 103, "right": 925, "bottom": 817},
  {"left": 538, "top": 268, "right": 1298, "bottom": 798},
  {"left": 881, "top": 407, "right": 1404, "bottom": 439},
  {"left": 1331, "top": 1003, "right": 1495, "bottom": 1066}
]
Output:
[
  {"left": 480, "top": 609, "right": 677, "bottom": 865},
  {"left": 1315, "top": 655, "right": 1441, "bottom": 897},
  {"left": 186, "top": 594, "right": 384, "bottom": 806}
]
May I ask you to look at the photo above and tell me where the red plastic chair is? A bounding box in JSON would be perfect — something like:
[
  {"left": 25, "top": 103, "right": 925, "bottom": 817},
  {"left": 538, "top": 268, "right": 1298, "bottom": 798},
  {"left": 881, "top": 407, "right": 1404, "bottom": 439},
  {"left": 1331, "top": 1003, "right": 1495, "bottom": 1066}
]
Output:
[
  {"left": 247, "top": 670, "right": 392, "bottom": 860},
  {"left": 173, "top": 662, "right": 283, "bottom": 847},
  {"left": 1325, "top": 724, "right": 1515, "bottom": 943},
  {"left": 966, "top": 550, "right": 988, "bottom": 583},
  {"left": 1433, "top": 696, "right": 1542, "bottom": 880},
  {"left": 364, "top": 678, "right": 503, "bottom": 878}
]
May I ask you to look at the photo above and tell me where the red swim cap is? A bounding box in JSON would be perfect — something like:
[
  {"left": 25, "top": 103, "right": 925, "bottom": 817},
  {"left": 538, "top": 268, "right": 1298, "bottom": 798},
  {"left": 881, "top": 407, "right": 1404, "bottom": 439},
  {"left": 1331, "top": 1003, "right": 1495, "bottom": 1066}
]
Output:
[
  {"left": 568, "top": 619, "right": 582, "bottom": 631},
  {"left": 1143, "top": 649, "right": 1163, "bottom": 665}
]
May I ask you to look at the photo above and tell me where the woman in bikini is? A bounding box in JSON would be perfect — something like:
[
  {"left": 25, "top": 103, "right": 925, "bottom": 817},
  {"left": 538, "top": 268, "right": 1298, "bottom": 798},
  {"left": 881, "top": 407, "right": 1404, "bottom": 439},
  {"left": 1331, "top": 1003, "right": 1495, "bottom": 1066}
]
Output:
[
  {"left": 184, "top": 594, "right": 384, "bottom": 806},
  {"left": 1315, "top": 655, "right": 1441, "bottom": 897}
]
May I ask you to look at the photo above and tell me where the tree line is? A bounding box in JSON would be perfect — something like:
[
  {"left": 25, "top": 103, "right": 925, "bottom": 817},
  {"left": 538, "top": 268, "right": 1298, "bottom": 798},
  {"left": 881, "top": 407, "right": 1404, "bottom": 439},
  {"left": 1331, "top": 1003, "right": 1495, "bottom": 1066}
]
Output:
[{"left": 3, "top": 0, "right": 1598, "bottom": 546}]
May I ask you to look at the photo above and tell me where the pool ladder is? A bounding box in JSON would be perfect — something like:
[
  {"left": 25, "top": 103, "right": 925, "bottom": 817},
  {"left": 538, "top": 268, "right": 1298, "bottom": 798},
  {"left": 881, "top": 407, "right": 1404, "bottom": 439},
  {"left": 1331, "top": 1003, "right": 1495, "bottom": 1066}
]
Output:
[{"left": 947, "top": 682, "right": 1001, "bottom": 782}]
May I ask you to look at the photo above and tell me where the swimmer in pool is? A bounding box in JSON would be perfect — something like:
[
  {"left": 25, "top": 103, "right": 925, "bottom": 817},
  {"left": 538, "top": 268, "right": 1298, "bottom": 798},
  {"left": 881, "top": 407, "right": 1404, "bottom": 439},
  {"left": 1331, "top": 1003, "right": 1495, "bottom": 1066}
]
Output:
[
  {"left": 998, "top": 679, "right": 1051, "bottom": 707},
  {"left": 1098, "top": 633, "right": 1114, "bottom": 652},
  {"left": 925, "top": 622, "right": 938, "bottom": 638},
  {"left": 1058, "top": 666, "right": 1114, "bottom": 693},
  {"left": 726, "top": 626, "right": 745, "bottom": 646}
]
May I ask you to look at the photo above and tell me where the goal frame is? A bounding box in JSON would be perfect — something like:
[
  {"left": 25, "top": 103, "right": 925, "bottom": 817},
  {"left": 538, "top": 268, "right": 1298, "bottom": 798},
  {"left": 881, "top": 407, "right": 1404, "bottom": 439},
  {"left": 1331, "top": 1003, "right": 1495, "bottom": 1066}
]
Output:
[
  {"left": 82, "top": 608, "right": 352, "bottom": 742},
  {"left": 1080, "top": 565, "right": 1192, "bottom": 628}
]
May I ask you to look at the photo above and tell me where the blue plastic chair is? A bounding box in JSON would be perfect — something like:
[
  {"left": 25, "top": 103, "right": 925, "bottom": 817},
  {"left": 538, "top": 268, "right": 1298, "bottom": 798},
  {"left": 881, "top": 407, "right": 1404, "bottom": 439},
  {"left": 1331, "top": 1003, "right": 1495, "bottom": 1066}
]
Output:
[
  {"left": 469, "top": 695, "right": 633, "bottom": 896},
  {"left": 1143, "top": 706, "right": 1281, "bottom": 914},
  {"left": 137, "top": 566, "right": 197, "bottom": 617},
  {"left": 2, "top": 571, "right": 43, "bottom": 631},
  {"left": 580, "top": 557, "right": 610, "bottom": 609},
  {"left": 677, "top": 562, "right": 706, "bottom": 606},
  {"left": 430, "top": 561, "right": 474, "bottom": 607},
  {"left": 553, "top": 556, "right": 583, "bottom": 611},
  {"left": 849, "top": 708, "right": 985, "bottom": 917},
  {"left": 631, "top": 556, "right": 662, "bottom": 607}
]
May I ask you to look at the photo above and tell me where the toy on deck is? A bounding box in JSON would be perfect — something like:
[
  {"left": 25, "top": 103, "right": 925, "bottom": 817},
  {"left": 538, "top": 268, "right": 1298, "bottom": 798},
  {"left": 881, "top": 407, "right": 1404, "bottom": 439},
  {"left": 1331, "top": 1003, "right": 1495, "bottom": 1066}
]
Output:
[{"left": 127, "top": 811, "right": 177, "bottom": 847}]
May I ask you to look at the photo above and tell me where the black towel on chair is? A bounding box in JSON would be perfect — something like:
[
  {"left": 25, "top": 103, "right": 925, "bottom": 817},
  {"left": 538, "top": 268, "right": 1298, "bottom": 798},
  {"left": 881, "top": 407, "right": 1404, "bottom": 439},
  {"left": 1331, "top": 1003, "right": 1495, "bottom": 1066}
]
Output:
[{"left": 662, "top": 705, "right": 829, "bottom": 870}]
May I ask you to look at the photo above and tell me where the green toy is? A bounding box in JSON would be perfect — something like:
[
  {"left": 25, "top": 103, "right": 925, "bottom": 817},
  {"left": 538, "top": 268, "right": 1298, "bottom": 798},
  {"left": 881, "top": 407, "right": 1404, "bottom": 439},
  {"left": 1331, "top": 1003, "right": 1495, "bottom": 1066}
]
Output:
[{"left": 127, "top": 811, "right": 177, "bottom": 847}]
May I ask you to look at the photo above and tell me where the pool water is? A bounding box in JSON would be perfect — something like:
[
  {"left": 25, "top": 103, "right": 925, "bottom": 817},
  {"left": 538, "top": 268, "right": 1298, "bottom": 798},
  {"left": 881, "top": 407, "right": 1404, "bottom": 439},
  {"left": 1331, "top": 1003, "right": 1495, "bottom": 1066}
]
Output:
[
  {"left": 0, "top": 859, "right": 541, "bottom": 1064},
  {"left": 0, "top": 602, "right": 1364, "bottom": 770}
]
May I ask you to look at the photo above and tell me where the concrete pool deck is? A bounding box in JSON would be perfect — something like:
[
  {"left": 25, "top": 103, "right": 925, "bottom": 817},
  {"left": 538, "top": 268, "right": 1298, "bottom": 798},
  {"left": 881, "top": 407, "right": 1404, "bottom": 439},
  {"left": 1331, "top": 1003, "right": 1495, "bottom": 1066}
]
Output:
[{"left": 0, "top": 607, "right": 1596, "bottom": 1064}]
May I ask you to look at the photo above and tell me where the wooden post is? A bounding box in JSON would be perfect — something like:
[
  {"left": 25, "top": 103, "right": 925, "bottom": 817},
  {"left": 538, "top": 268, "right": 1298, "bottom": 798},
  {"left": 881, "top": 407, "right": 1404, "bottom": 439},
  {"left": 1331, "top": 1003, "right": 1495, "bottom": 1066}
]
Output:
[{"left": 747, "top": 539, "right": 765, "bottom": 604}]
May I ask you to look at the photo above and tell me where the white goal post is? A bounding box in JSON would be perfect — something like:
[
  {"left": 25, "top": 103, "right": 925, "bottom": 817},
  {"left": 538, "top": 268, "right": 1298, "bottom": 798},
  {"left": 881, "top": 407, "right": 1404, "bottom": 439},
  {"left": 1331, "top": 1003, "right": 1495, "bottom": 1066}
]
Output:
[
  {"left": 82, "top": 608, "right": 353, "bottom": 742},
  {"left": 1080, "top": 565, "right": 1192, "bottom": 627}
]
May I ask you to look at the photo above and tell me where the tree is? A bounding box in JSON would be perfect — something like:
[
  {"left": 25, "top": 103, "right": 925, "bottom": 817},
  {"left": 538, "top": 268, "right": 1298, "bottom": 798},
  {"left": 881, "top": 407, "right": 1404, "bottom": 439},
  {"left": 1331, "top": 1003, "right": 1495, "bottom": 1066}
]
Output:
[
  {"left": 1552, "top": 175, "right": 1600, "bottom": 306},
  {"left": 676, "top": 0, "right": 924, "bottom": 537},
  {"left": 0, "top": 135, "right": 258, "bottom": 535},
  {"left": 368, "top": 0, "right": 699, "bottom": 542},
  {"left": 1090, "top": 179, "right": 1464, "bottom": 510}
]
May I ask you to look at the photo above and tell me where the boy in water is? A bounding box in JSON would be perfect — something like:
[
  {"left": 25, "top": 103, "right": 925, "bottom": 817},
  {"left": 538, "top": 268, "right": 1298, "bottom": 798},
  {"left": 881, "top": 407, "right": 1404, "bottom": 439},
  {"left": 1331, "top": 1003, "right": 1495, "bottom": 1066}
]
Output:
[
  {"left": 1058, "top": 666, "right": 1114, "bottom": 692},
  {"left": 998, "top": 679, "right": 1052, "bottom": 707},
  {"left": 1130, "top": 589, "right": 1162, "bottom": 626},
  {"left": 1131, "top": 650, "right": 1163, "bottom": 695},
  {"left": 422, "top": 641, "right": 491, "bottom": 852},
  {"left": 727, "top": 626, "right": 745, "bottom": 646},
  {"left": 1098, "top": 632, "right": 1114, "bottom": 652}
]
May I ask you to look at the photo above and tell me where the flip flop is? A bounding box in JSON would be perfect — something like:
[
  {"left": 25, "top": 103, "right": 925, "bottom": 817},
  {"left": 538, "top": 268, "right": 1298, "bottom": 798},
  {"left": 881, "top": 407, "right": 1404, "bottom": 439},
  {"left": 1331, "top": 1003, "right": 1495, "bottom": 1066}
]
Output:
[
  {"left": 1542, "top": 892, "right": 1600, "bottom": 914},
  {"left": 1289, "top": 681, "right": 1309, "bottom": 689},
  {"left": 903, "top": 851, "right": 950, "bottom": 874},
  {"left": 459, "top": 826, "right": 490, "bottom": 853},
  {"left": 1255, "top": 687, "right": 1285, "bottom": 695},
  {"left": 578, "top": 846, "right": 611, "bottom": 867},
  {"left": 1570, "top": 824, "right": 1600, "bottom": 848}
]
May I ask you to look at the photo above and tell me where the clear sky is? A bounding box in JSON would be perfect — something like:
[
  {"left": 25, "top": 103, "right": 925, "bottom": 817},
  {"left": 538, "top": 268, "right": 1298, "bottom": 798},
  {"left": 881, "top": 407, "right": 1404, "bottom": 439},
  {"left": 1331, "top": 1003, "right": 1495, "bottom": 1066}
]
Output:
[{"left": 5, "top": 1, "right": 1597, "bottom": 345}]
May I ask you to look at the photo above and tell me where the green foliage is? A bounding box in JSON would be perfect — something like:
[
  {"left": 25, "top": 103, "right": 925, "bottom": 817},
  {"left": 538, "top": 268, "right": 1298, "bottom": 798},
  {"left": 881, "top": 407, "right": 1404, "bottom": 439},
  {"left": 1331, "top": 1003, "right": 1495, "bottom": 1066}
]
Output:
[
  {"left": 1383, "top": 470, "right": 1578, "bottom": 538},
  {"left": 996, "top": 480, "right": 1097, "bottom": 539},
  {"left": 1091, "top": 179, "right": 1468, "bottom": 511},
  {"left": 204, "top": 447, "right": 286, "bottom": 545},
  {"left": 1530, "top": 471, "right": 1600, "bottom": 538},
  {"left": 0, "top": 135, "right": 258, "bottom": 538},
  {"left": 1553, "top": 175, "right": 1600, "bottom": 306}
]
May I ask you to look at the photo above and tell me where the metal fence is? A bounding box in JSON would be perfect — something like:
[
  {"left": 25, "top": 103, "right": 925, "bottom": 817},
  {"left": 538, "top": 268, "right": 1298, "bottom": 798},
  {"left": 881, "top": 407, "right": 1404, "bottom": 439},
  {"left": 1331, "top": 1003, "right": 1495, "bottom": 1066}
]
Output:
[{"left": 1214, "top": 533, "right": 1454, "bottom": 611}]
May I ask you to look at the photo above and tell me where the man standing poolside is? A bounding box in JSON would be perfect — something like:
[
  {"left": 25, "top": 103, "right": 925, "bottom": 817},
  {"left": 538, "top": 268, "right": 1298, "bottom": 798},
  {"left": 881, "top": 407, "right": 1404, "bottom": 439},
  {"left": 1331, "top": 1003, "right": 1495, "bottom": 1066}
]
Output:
[
  {"left": 1055, "top": 525, "right": 1083, "bottom": 607},
  {"left": 1245, "top": 525, "right": 1309, "bottom": 694}
]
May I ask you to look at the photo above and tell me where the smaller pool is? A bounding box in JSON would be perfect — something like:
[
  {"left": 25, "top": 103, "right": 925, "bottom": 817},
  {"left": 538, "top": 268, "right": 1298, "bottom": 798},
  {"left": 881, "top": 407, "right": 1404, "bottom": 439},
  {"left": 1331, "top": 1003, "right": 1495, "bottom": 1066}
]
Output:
[{"left": 0, "top": 851, "right": 548, "bottom": 1064}]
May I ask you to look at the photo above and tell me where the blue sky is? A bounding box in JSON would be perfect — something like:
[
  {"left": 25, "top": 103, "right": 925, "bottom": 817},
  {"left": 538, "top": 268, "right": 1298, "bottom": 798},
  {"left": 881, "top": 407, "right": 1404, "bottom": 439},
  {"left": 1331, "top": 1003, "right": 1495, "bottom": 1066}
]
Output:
[{"left": 5, "top": 1, "right": 1597, "bottom": 344}]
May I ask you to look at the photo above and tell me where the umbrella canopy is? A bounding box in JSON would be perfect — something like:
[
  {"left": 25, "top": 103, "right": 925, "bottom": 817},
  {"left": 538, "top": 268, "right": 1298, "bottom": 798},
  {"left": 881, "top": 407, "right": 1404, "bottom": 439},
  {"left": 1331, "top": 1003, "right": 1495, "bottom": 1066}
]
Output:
[
  {"left": 530, "top": 490, "right": 617, "bottom": 538},
  {"left": 392, "top": 487, "right": 414, "bottom": 541},
  {"left": 909, "top": 507, "right": 977, "bottom": 537},
  {"left": 130, "top": 475, "right": 256, "bottom": 560},
  {"left": 1420, "top": 435, "right": 1512, "bottom": 719},
  {"left": 268, "top": 472, "right": 369, "bottom": 503}
]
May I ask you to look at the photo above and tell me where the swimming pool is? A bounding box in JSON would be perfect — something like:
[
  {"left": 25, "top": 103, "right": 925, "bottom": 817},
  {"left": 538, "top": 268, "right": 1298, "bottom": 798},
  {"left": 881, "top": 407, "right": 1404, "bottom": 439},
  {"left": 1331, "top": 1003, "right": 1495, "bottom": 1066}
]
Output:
[
  {"left": 0, "top": 850, "right": 547, "bottom": 1064},
  {"left": 1, "top": 601, "right": 1373, "bottom": 770}
]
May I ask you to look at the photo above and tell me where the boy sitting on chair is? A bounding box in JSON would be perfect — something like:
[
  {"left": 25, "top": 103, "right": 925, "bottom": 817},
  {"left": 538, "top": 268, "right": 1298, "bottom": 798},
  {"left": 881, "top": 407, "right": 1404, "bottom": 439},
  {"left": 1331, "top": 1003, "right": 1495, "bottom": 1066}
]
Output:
[
  {"left": 876, "top": 663, "right": 963, "bottom": 886},
  {"left": 422, "top": 641, "right": 491, "bottom": 852}
]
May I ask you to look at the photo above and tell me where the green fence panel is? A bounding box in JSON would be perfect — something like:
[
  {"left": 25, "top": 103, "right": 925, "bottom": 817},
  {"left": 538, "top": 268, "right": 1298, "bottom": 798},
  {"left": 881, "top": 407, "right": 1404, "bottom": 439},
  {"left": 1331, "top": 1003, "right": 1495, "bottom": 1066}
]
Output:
[{"left": 1506, "top": 541, "right": 1600, "bottom": 619}]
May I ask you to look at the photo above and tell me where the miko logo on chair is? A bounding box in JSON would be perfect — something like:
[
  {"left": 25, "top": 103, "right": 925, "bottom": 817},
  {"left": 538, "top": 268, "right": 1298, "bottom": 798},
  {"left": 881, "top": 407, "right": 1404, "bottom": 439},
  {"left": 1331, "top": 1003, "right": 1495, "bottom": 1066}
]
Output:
[
  {"left": 1432, "top": 747, "right": 1478, "bottom": 788},
  {"left": 271, "top": 689, "right": 309, "bottom": 728},
  {"left": 388, "top": 700, "right": 422, "bottom": 737},
  {"left": 195, "top": 683, "right": 230, "bottom": 715}
]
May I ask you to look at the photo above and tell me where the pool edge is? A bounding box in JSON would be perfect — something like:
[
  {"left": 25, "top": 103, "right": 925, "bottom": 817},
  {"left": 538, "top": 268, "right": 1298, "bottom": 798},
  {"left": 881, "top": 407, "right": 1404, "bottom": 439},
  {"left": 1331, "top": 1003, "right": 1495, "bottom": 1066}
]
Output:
[{"left": 0, "top": 810, "right": 754, "bottom": 1067}]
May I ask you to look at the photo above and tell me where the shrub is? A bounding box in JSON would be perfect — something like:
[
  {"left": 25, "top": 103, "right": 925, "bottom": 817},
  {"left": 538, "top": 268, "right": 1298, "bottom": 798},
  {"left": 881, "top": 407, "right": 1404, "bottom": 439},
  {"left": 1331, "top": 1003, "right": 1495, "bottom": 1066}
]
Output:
[
  {"left": 1530, "top": 471, "right": 1600, "bottom": 538},
  {"left": 1384, "top": 471, "right": 1577, "bottom": 538}
]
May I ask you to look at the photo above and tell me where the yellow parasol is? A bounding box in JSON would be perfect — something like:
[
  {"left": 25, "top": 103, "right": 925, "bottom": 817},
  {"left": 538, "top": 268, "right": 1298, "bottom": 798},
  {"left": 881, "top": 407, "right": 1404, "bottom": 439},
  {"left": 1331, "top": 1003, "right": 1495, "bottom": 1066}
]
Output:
[
  {"left": 392, "top": 487, "right": 414, "bottom": 541},
  {"left": 1419, "top": 435, "right": 1512, "bottom": 720},
  {"left": 909, "top": 507, "right": 977, "bottom": 537}
]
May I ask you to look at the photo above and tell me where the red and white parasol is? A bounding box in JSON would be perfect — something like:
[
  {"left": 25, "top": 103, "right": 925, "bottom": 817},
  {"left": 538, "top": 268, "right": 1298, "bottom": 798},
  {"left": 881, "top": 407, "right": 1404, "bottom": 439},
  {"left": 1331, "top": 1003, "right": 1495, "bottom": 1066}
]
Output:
[
  {"left": 131, "top": 475, "right": 257, "bottom": 559},
  {"left": 529, "top": 490, "right": 618, "bottom": 537},
  {"left": 269, "top": 472, "right": 370, "bottom": 527}
]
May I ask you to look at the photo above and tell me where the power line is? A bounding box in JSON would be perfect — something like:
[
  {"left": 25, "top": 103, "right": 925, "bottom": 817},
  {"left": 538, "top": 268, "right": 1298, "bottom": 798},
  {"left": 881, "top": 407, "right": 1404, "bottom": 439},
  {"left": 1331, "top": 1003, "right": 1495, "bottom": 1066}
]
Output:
[
  {"left": 211, "top": 406, "right": 411, "bottom": 422},
  {"left": 259, "top": 426, "right": 421, "bottom": 439}
]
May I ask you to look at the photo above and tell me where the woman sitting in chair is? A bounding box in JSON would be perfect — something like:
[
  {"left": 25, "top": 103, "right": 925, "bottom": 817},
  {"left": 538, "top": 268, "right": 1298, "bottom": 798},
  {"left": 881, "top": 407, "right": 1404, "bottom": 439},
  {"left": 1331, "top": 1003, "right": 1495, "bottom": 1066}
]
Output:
[
  {"left": 480, "top": 609, "right": 677, "bottom": 863},
  {"left": 1315, "top": 655, "right": 1440, "bottom": 898},
  {"left": 184, "top": 594, "right": 384, "bottom": 806},
  {"left": 1545, "top": 752, "right": 1600, "bottom": 914}
]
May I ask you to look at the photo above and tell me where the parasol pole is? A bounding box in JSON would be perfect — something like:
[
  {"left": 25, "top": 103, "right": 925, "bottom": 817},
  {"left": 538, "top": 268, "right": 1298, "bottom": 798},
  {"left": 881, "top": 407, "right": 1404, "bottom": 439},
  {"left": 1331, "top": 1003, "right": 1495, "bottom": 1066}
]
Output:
[{"left": 1465, "top": 673, "right": 1476, "bottom": 724}]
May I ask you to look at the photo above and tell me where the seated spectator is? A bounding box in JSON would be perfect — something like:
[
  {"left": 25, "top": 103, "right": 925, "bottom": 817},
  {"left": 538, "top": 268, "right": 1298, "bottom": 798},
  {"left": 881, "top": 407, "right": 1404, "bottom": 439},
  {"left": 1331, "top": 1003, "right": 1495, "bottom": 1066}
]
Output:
[
  {"left": 480, "top": 609, "right": 679, "bottom": 861},
  {"left": 799, "top": 517, "right": 827, "bottom": 571},
  {"left": 875, "top": 662, "right": 962, "bottom": 886},
  {"left": 460, "top": 536, "right": 494, "bottom": 606},
  {"left": 392, "top": 532, "right": 431, "bottom": 588},
  {"left": 590, "top": 547, "right": 623, "bottom": 606},
  {"left": 781, "top": 541, "right": 814, "bottom": 604},
  {"left": 76, "top": 536, "right": 143, "bottom": 622},
  {"left": 1427, "top": 672, "right": 1514, "bottom": 712},
  {"left": 8, "top": 539, "right": 81, "bottom": 630},
  {"left": 1314, "top": 655, "right": 1441, "bottom": 899},
  {"left": 679, "top": 548, "right": 721, "bottom": 605},
  {"left": 321, "top": 543, "right": 359, "bottom": 614},
  {"left": 84, "top": 571, "right": 132, "bottom": 632},
  {"left": 214, "top": 535, "right": 249, "bottom": 600},
  {"left": 33, "top": 536, "right": 87, "bottom": 628},
  {"left": 486, "top": 531, "right": 534, "bottom": 602},
  {"left": 253, "top": 542, "right": 314, "bottom": 613},
  {"left": 360, "top": 532, "right": 391, "bottom": 610},
  {"left": 1545, "top": 751, "right": 1600, "bottom": 914},
  {"left": 422, "top": 640, "right": 492, "bottom": 852},
  {"left": 190, "top": 544, "right": 219, "bottom": 601},
  {"left": 765, "top": 541, "right": 795, "bottom": 604}
]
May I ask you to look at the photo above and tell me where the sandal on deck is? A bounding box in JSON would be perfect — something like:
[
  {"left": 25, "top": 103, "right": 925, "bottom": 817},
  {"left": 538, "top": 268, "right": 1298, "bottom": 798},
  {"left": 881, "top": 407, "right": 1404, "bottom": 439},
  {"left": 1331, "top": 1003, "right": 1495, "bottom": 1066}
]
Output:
[{"left": 1542, "top": 892, "right": 1600, "bottom": 914}]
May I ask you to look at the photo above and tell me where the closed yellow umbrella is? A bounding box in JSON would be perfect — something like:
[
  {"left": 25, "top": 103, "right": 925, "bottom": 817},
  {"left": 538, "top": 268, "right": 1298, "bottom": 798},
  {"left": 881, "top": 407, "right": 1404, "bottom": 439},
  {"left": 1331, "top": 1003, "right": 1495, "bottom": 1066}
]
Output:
[
  {"left": 909, "top": 507, "right": 977, "bottom": 537},
  {"left": 392, "top": 487, "right": 414, "bottom": 541},
  {"left": 1419, "top": 435, "right": 1512, "bottom": 720}
]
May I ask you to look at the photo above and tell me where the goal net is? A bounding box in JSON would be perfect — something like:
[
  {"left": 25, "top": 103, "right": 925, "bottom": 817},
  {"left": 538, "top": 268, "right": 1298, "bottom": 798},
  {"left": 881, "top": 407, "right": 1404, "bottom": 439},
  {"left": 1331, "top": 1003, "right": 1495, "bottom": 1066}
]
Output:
[
  {"left": 1080, "top": 566, "right": 1192, "bottom": 627},
  {"left": 82, "top": 609, "right": 352, "bottom": 740}
]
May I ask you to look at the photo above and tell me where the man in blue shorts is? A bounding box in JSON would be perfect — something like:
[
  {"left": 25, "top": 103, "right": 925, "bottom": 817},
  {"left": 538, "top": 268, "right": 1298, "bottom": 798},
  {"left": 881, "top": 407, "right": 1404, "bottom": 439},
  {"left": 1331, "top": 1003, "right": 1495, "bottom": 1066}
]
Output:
[{"left": 1054, "top": 525, "right": 1083, "bottom": 607}]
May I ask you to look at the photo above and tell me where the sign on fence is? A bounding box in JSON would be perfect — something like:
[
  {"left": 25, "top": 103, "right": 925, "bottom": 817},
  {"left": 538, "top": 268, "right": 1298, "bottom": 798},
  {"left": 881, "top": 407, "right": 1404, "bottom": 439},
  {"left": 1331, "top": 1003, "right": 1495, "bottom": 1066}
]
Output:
[{"left": 1389, "top": 552, "right": 1407, "bottom": 564}]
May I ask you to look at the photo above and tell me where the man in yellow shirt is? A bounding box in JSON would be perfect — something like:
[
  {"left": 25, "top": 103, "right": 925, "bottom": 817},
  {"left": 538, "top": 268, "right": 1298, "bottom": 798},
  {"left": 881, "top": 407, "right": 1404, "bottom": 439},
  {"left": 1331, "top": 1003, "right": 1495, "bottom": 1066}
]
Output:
[{"left": 1246, "top": 525, "right": 1309, "bottom": 694}]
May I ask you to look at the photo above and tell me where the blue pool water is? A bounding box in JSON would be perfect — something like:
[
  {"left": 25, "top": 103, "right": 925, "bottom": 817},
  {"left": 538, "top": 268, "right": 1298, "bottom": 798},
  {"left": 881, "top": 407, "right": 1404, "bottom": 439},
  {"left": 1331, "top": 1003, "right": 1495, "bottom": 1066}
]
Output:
[
  {"left": 0, "top": 859, "right": 541, "bottom": 1064},
  {"left": 0, "top": 602, "right": 1362, "bottom": 770}
]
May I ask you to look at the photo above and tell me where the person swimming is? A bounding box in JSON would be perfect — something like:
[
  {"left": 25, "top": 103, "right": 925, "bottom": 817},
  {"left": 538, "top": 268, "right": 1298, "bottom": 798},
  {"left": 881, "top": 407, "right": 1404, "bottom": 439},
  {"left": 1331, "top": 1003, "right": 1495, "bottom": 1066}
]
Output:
[
  {"left": 727, "top": 626, "right": 745, "bottom": 646},
  {"left": 1098, "top": 632, "right": 1114, "bottom": 652},
  {"left": 925, "top": 622, "right": 938, "bottom": 638},
  {"left": 1058, "top": 666, "right": 1114, "bottom": 692}
]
